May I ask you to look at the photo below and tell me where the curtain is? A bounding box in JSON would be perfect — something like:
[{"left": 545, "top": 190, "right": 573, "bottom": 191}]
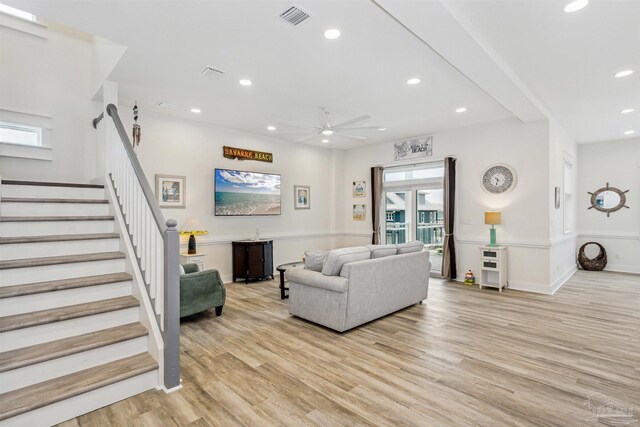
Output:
[
  {"left": 371, "top": 166, "right": 384, "bottom": 244},
  {"left": 442, "top": 157, "right": 457, "bottom": 279}
]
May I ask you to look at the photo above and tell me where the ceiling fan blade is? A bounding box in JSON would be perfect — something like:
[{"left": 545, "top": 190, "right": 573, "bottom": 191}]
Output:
[
  {"left": 334, "top": 126, "right": 382, "bottom": 131},
  {"left": 332, "top": 114, "right": 371, "bottom": 129},
  {"left": 276, "top": 119, "right": 320, "bottom": 131},
  {"left": 338, "top": 133, "right": 367, "bottom": 140},
  {"left": 295, "top": 133, "right": 320, "bottom": 143},
  {"left": 318, "top": 108, "right": 331, "bottom": 128},
  {"left": 272, "top": 129, "right": 317, "bottom": 134}
]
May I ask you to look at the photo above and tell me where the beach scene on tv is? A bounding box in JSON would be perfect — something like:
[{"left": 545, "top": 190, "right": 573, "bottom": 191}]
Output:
[{"left": 215, "top": 169, "right": 281, "bottom": 216}]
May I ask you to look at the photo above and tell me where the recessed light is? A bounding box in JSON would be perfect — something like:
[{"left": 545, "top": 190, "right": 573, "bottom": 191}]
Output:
[
  {"left": 267, "top": 126, "right": 276, "bottom": 131},
  {"left": 615, "top": 70, "right": 634, "bottom": 78},
  {"left": 321, "top": 139, "right": 329, "bottom": 144},
  {"left": 624, "top": 130, "right": 635, "bottom": 135},
  {"left": 620, "top": 109, "right": 635, "bottom": 114},
  {"left": 407, "top": 78, "right": 421, "bottom": 85},
  {"left": 324, "top": 29, "right": 341, "bottom": 40},
  {"left": 377, "top": 127, "right": 387, "bottom": 131},
  {"left": 455, "top": 107, "right": 467, "bottom": 113},
  {"left": 190, "top": 108, "right": 201, "bottom": 113},
  {"left": 239, "top": 79, "right": 252, "bottom": 86},
  {"left": 321, "top": 129, "right": 334, "bottom": 135},
  {"left": 564, "top": 0, "right": 589, "bottom": 13}
]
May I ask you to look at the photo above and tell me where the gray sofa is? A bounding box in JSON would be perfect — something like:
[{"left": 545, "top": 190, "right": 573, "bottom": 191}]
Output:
[{"left": 287, "top": 245, "right": 430, "bottom": 332}]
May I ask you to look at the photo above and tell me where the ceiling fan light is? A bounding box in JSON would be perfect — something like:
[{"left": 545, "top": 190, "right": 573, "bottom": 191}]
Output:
[
  {"left": 564, "top": 0, "right": 589, "bottom": 13},
  {"left": 321, "top": 139, "right": 329, "bottom": 143},
  {"left": 321, "top": 129, "right": 334, "bottom": 135}
]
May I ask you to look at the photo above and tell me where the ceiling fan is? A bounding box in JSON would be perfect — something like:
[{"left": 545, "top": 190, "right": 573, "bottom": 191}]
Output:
[{"left": 274, "top": 108, "right": 382, "bottom": 142}]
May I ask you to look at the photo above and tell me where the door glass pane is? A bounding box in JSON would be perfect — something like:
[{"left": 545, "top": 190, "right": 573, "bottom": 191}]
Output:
[
  {"left": 385, "top": 191, "right": 408, "bottom": 244},
  {"left": 416, "top": 189, "right": 444, "bottom": 272}
]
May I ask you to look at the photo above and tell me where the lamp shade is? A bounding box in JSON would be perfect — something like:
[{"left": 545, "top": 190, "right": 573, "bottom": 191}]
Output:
[
  {"left": 179, "top": 218, "right": 208, "bottom": 235},
  {"left": 484, "top": 211, "right": 501, "bottom": 225}
]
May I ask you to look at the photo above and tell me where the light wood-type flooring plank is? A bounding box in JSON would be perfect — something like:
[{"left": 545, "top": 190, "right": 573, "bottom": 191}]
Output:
[{"left": 59, "top": 270, "right": 639, "bottom": 426}]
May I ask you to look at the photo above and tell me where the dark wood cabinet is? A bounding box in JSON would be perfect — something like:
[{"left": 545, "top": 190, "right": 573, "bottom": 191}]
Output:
[{"left": 232, "top": 240, "right": 274, "bottom": 283}]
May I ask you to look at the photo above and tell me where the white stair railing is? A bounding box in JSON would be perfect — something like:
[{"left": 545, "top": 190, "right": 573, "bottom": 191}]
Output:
[{"left": 93, "top": 104, "right": 180, "bottom": 390}]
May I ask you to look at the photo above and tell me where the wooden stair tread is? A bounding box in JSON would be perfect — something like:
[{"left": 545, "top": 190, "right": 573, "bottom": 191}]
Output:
[
  {"left": 1, "top": 197, "right": 108, "bottom": 204},
  {"left": 0, "top": 353, "right": 157, "bottom": 421},
  {"left": 0, "top": 272, "right": 132, "bottom": 299},
  {"left": 0, "top": 251, "right": 125, "bottom": 270},
  {"left": 0, "top": 233, "right": 119, "bottom": 245},
  {"left": 0, "top": 323, "right": 148, "bottom": 373},
  {"left": 0, "top": 215, "right": 114, "bottom": 222},
  {"left": 1, "top": 180, "right": 104, "bottom": 189},
  {"left": 0, "top": 296, "right": 139, "bottom": 332}
]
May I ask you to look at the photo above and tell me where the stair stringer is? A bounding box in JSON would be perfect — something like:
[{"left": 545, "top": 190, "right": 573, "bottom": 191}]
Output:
[{"left": 104, "top": 178, "right": 165, "bottom": 387}]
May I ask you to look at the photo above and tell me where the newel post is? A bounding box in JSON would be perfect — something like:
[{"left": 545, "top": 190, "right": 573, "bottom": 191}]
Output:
[{"left": 163, "top": 218, "right": 181, "bottom": 390}]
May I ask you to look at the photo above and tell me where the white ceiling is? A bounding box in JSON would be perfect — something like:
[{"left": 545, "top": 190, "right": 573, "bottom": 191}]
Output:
[{"left": 6, "top": 0, "right": 639, "bottom": 146}]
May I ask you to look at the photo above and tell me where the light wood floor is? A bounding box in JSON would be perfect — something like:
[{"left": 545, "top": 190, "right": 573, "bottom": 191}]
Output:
[{"left": 59, "top": 270, "right": 639, "bottom": 426}]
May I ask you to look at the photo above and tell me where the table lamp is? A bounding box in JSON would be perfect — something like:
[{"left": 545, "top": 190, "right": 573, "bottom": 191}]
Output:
[
  {"left": 484, "top": 211, "right": 501, "bottom": 247},
  {"left": 179, "top": 218, "right": 208, "bottom": 254}
]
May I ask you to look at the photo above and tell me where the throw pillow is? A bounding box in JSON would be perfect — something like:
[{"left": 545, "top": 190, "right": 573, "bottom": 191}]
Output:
[
  {"left": 396, "top": 240, "right": 424, "bottom": 254},
  {"left": 366, "top": 244, "right": 398, "bottom": 259},
  {"left": 304, "top": 250, "right": 328, "bottom": 272},
  {"left": 179, "top": 264, "right": 185, "bottom": 275},
  {"left": 322, "top": 246, "right": 371, "bottom": 276}
]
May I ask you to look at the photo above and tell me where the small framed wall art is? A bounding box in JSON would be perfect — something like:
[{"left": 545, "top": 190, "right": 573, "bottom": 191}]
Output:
[
  {"left": 294, "top": 185, "right": 310, "bottom": 209},
  {"left": 353, "top": 204, "right": 366, "bottom": 221},
  {"left": 156, "top": 174, "right": 186, "bottom": 209}
]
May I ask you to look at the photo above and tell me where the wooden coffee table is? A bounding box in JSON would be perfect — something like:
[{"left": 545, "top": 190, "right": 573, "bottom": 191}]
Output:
[{"left": 276, "top": 261, "right": 305, "bottom": 299}]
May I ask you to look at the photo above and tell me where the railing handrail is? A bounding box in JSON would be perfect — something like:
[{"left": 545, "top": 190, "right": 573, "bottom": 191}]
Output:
[{"left": 105, "top": 104, "right": 167, "bottom": 236}]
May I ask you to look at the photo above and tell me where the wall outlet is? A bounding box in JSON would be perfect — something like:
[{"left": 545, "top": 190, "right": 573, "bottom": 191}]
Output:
[
  {"left": 615, "top": 253, "right": 620, "bottom": 259},
  {"left": 461, "top": 218, "right": 472, "bottom": 225}
]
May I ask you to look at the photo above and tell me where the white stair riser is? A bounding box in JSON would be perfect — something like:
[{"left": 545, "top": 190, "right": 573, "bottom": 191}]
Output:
[
  {"left": 0, "top": 220, "right": 114, "bottom": 237},
  {"left": 0, "top": 281, "right": 132, "bottom": 316},
  {"left": 0, "top": 258, "right": 125, "bottom": 286},
  {"left": 0, "top": 369, "right": 158, "bottom": 427},
  {"left": 0, "top": 307, "right": 139, "bottom": 352},
  {"left": 0, "top": 337, "right": 148, "bottom": 393},
  {"left": 0, "top": 238, "right": 120, "bottom": 261},
  {"left": 0, "top": 185, "right": 105, "bottom": 200},
  {"left": 1, "top": 202, "right": 109, "bottom": 217}
]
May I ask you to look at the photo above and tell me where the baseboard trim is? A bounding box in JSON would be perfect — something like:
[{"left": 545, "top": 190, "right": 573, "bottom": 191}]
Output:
[
  {"left": 550, "top": 266, "right": 577, "bottom": 295},
  {"left": 601, "top": 264, "right": 640, "bottom": 275}
]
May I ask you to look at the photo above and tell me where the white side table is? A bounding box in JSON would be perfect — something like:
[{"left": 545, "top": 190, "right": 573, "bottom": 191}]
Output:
[
  {"left": 478, "top": 246, "right": 508, "bottom": 292},
  {"left": 180, "top": 252, "right": 206, "bottom": 272}
]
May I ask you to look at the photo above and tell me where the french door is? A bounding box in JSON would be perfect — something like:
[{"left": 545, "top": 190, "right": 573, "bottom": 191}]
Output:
[{"left": 383, "top": 163, "right": 444, "bottom": 274}]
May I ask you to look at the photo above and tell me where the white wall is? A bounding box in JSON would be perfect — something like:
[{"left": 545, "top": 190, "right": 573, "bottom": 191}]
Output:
[
  {"left": 548, "top": 119, "right": 578, "bottom": 289},
  {"left": 0, "top": 22, "right": 99, "bottom": 182},
  {"left": 340, "top": 117, "right": 561, "bottom": 293},
  {"left": 120, "top": 110, "right": 339, "bottom": 282},
  {"left": 577, "top": 137, "right": 640, "bottom": 274}
]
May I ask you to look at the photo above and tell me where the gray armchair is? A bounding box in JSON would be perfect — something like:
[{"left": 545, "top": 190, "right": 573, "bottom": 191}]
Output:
[{"left": 180, "top": 263, "right": 226, "bottom": 318}]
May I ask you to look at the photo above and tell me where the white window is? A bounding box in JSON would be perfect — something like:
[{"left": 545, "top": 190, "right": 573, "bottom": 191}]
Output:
[
  {"left": 0, "top": 121, "right": 42, "bottom": 146},
  {"left": 563, "top": 160, "right": 573, "bottom": 234}
]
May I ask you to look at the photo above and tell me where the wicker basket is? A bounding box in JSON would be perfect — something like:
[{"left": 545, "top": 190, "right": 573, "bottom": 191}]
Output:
[{"left": 578, "top": 242, "right": 607, "bottom": 271}]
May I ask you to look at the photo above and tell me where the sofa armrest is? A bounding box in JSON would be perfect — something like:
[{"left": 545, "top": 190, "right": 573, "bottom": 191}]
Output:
[
  {"left": 286, "top": 268, "right": 348, "bottom": 293},
  {"left": 182, "top": 263, "right": 199, "bottom": 274}
]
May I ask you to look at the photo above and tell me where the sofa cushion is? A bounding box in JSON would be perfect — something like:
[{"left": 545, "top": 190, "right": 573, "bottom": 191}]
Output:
[
  {"left": 366, "top": 244, "right": 398, "bottom": 259},
  {"left": 396, "top": 240, "right": 424, "bottom": 254},
  {"left": 304, "top": 250, "right": 328, "bottom": 272},
  {"left": 322, "top": 246, "right": 371, "bottom": 276}
]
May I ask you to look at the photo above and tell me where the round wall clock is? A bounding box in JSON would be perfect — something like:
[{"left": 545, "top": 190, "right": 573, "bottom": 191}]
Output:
[{"left": 481, "top": 164, "right": 517, "bottom": 194}]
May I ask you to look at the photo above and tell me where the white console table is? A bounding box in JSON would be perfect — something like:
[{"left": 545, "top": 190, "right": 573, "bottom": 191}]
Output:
[
  {"left": 180, "top": 252, "right": 206, "bottom": 272},
  {"left": 478, "top": 246, "right": 508, "bottom": 292}
]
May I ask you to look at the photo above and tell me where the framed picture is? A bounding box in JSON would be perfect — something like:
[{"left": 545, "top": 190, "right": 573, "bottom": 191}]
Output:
[
  {"left": 353, "top": 180, "right": 366, "bottom": 197},
  {"left": 554, "top": 186, "right": 561, "bottom": 209},
  {"left": 353, "top": 204, "right": 366, "bottom": 221},
  {"left": 294, "top": 185, "right": 310, "bottom": 209},
  {"left": 155, "top": 174, "right": 186, "bottom": 209}
]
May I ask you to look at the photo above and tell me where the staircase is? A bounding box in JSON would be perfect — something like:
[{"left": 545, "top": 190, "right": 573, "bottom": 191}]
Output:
[{"left": 0, "top": 180, "right": 159, "bottom": 426}]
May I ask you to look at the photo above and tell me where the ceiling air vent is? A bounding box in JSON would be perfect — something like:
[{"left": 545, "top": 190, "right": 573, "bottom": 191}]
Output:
[
  {"left": 200, "top": 66, "right": 224, "bottom": 79},
  {"left": 277, "top": 4, "right": 311, "bottom": 26}
]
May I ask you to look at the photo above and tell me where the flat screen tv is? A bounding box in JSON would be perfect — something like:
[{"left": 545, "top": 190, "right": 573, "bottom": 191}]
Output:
[{"left": 214, "top": 168, "right": 281, "bottom": 216}]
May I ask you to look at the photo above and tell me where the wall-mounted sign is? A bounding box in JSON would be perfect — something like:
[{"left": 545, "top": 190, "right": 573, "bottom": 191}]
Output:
[
  {"left": 394, "top": 136, "right": 433, "bottom": 161},
  {"left": 223, "top": 146, "right": 273, "bottom": 163}
]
